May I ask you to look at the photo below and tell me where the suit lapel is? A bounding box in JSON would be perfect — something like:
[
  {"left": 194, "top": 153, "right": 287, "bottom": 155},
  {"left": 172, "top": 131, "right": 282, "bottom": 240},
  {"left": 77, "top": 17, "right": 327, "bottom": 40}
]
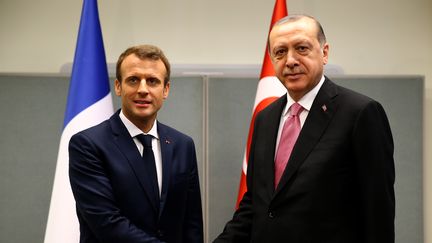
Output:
[
  {"left": 157, "top": 122, "right": 173, "bottom": 218},
  {"left": 259, "top": 96, "right": 287, "bottom": 197},
  {"left": 109, "top": 112, "right": 159, "bottom": 212},
  {"left": 274, "top": 78, "right": 339, "bottom": 196}
]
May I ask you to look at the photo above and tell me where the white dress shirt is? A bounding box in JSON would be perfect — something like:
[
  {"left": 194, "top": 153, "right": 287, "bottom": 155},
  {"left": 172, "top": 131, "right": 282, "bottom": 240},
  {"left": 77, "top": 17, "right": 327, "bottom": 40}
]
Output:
[
  {"left": 119, "top": 111, "right": 162, "bottom": 196},
  {"left": 274, "top": 75, "right": 325, "bottom": 156}
]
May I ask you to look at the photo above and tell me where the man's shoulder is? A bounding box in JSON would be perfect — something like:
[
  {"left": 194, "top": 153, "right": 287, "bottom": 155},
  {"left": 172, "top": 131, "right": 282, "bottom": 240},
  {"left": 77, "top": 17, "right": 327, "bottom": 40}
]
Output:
[
  {"left": 257, "top": 94, "right": 287, "bottom": 117},
  {"left": 329, "top": 79, "right": 377, "bottom": 107},
  {"left": 322, "top": 78, "right": 388, "bottom": 120},
  {"left": 71, "top": 115, "right": 114, "bottom": 141},
  {"left": 157, "top": 121, "right": 194, "bottom": 142}
]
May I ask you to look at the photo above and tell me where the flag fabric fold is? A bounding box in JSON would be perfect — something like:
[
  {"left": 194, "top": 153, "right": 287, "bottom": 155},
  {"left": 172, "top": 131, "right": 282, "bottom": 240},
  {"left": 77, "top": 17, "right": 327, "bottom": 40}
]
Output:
[
  {"left": 44, "top": 0, "right": 114, "bottom": 242},
  {"left": 236, "top": 0, "right": 288, "bottom": 208}
]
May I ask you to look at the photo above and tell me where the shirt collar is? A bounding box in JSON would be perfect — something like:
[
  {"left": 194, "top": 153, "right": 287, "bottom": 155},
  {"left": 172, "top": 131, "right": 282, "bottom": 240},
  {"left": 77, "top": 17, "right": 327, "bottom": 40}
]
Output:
[
  {"left": 283, "top": 75, "right": 325, "bottom": 116},
  {"left": 119, "top": 110, "right": 159, "bottom": 139}
]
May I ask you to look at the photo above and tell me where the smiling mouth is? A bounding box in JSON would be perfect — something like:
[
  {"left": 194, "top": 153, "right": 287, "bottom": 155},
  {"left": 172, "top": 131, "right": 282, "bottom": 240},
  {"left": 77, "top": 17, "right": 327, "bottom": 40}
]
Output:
[
  {"left": 135, "top": 100, "right": 151, "bottom": 105},
  {"left": 285, "top": 73, "right": 303, "bottom": 79}
]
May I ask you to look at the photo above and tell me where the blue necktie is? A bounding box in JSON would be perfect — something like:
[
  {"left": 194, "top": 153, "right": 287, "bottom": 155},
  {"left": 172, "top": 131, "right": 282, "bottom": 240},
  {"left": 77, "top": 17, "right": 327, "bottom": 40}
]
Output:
[{"left": 136, "top": 134, "right": 160, "bottom": 204}]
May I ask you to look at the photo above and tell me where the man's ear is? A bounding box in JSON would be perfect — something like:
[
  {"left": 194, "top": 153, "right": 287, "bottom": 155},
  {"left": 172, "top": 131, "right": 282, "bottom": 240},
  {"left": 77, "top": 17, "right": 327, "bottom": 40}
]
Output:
[
  {"left": 114, "top": 79, "right": 121, "bottom": 96},
  {"left": 163, "top": 81, "right": 170, "bottom": 99},
  {"left": 322, "top": 43, "right": 329, "bottom": 65}
]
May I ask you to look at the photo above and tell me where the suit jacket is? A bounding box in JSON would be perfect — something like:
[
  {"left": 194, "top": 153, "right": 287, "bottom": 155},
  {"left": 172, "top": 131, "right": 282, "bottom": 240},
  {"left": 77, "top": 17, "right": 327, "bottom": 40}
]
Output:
[
  {"left": 215, "top": 77, "right": 395, "bottom": 243},
  {"left": 69, "top": 110, "right": 203, "bottom": 243}
]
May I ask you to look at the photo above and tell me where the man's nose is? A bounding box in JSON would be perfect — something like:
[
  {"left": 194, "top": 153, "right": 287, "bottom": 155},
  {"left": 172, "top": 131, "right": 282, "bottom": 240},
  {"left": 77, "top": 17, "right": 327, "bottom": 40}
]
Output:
[
  {"left": 285, "top": 52, "right": 299, "bottom": 68},
  {"left": 137, "top": 79, "right": 149, "bottom": 93}
]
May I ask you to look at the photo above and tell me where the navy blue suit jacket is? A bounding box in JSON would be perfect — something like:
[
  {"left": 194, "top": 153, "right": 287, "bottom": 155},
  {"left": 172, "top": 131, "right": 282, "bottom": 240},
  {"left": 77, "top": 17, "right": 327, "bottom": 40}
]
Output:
[
  {"left": 69, "top": 110, "right": 203, "bottom": 243},
  {"left": 215, "top": 78, "right": 395, "bottom": 242}
]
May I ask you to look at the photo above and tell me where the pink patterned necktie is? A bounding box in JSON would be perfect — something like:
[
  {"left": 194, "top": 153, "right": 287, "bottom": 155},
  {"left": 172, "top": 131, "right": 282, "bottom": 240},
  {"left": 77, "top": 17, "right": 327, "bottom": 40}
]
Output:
[{"left": 274, "top": 102, "right": 304, "bottom": 188}]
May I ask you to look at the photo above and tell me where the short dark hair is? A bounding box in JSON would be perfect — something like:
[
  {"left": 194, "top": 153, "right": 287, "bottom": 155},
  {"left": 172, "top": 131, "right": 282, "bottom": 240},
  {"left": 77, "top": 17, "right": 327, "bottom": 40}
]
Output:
[{"left": 116, "top": 44, "right": 171, "bottom": 85}]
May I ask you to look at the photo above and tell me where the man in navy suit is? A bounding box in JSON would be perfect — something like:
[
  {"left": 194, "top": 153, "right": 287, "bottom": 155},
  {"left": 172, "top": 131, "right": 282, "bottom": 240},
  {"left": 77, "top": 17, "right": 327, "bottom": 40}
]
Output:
[
  {"left": 215, "top": 15, "right": 395, "bottom": 242},
  {"left": 69, "top": 44, "right": 203, "bottom": 243}
]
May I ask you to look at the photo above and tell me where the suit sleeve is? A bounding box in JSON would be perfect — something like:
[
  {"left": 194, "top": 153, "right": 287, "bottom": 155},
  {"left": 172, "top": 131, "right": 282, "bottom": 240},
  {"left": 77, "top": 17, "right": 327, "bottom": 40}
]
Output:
[
  {"left": 213, "top": 182, "right": 253, "bottom": 243},
  {"left": 69, "top": 132, "right": 164, "bottom": 243},
  {"left": 213, "top": 113, "right": 263, "bottom": 243},
  {"left": 182, "top": 138, "right": 204, "bottom": 243},
  {"left": 352, "top": 101, "right": 395, "bottom": 242}
]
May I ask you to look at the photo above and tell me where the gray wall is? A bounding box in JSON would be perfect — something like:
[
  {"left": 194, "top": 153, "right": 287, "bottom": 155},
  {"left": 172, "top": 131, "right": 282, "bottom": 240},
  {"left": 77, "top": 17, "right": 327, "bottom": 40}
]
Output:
[{"left": 0, "top": 74, "right": 423, "bottom": 242}]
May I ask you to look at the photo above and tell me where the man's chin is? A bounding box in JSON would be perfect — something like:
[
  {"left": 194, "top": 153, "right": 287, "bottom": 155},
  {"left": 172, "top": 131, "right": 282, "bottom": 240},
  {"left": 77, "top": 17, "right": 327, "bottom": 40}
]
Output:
[
  {"left": 282, "top": 78, "right": 304, "bottom": 88},
  {"left": 130, "top": 109, "right": 155, "bottom": 120}
]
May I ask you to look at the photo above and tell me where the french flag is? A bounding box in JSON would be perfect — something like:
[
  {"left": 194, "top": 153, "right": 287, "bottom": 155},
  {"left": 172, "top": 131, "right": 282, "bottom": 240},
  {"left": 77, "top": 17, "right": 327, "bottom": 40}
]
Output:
[{"left": 44, "top": 0, "right": 114, "bottom": 242}]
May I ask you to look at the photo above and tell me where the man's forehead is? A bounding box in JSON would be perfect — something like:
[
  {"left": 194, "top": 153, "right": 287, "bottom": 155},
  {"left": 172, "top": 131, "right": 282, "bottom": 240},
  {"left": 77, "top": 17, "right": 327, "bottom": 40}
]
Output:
[
  {"left": 269, "top": 19, "right": 318, "bottom": 45},
  {"left": 122, "top": 55, "right": 163, "bottom": 68},
  {"left": 272, "top": 18, "right": 317, "bottom": 34}
]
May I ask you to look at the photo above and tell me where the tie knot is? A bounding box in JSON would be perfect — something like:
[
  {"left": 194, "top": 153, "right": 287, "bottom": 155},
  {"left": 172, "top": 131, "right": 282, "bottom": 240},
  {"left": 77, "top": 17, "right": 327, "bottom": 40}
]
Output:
[
  {"left": 136, "top": 134, "right": 153, "bottom": 148},
  {"left": 290, "top": 103, "right": 303, "bottom": 116}
]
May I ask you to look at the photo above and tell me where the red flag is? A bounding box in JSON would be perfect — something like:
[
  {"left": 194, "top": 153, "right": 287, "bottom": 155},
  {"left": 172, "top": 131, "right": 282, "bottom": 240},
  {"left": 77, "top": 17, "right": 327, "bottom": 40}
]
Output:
[{"left": 235, "top": 0, "right": 288, "bottom": 208}]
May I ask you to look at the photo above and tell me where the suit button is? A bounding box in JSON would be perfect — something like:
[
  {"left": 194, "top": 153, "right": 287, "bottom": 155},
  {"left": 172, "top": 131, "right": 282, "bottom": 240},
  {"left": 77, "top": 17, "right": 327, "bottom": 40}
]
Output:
[
  {"left": 268, "top": 211, "right": 274, "bottom": 218},
  {"left": 157, "top": 230, "right": 164, "bottom": 237}
]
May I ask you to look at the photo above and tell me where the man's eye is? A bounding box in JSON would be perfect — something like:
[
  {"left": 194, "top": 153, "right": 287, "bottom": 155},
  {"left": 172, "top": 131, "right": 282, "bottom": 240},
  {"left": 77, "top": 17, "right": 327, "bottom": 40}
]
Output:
[
  {"left": 274, "top": 49, "right": 286, "bottom": 59},
  {"left": 127, "top": 77, "right": 139, "bottom": 83},
  {"left": 297, "top": 46, "right": 308, "bottom": 52},
  {"left": 147, "top": 78, "right": 160, "bottom": 86}
]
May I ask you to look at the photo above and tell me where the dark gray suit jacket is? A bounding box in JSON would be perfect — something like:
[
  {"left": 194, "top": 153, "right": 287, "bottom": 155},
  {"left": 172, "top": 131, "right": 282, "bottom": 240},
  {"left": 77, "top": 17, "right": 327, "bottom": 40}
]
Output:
[{"left": 215, "top": 77, "right": 395, "bottom": 243}]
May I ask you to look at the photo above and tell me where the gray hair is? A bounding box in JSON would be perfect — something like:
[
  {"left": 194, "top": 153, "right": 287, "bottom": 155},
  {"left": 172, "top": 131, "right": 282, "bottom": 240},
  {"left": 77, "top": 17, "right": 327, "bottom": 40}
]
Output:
[{"left": 268, "top": 14, "right": 327, "bottom": 54}]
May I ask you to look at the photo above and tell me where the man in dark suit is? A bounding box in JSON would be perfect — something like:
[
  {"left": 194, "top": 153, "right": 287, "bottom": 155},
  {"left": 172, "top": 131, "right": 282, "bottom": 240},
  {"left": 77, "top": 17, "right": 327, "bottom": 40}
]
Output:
[
  {"left": 215, "top": 15, "right": 395, "bottom": 242},
  {"left": 69, "top": 44, "right": 203, "bottom": 243}
]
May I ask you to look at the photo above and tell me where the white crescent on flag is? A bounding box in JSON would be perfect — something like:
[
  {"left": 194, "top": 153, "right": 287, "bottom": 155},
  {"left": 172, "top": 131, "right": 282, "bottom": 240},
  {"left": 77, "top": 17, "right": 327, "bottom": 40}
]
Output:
[{"left": 235, "top": 0, "right": 287, "bottom": 208}]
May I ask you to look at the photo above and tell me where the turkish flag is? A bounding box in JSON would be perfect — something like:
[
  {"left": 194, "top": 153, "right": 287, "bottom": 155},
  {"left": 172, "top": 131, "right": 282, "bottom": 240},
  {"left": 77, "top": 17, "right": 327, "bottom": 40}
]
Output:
[{"left": 236, "top": 0, "right": 288, "bottom": 208}]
